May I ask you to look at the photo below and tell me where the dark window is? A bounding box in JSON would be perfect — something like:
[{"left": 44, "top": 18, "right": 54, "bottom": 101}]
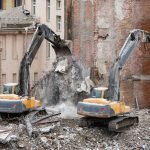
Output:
[
  {"left": 56, "top": 16, "right": 61, "bottom": 31},
  {"left": 32, "top": 0, "right": 36, "bottom": 15},
  {"left": 46, "top": 0, "right": 50, "bottom": 21},
  {"left": 56, "top": 0, "right": 61, "bottom": 9},
  {"left": 0, "top": 35, "right": 6, "bottom": 60},
  {"left": 34, "top": 72, "right": 38, "bottom": 82},
  {"left": 15, "top": 0, "right": 22, "bottom": 7},
  {"left": 12, "top": 73, "right": 17, "bottom": 83},
  {"left": 0, "top": 1, "right": 3, "bottom": 9},
  {"left": 2, "top": 74, "right": 6, "bottom": 85}
]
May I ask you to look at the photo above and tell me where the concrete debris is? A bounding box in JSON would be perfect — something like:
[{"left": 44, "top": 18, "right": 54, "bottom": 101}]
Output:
[
  {"left": 18, "top": 124, "right": 26, "bottom": 134},
  {"left": 77, "top": 80, "right": 87, "bottom": 93},
  {"left": 24, "top": 110, "right": 61, "bottom": 137},
  {"left": 55, "top": 58, "right": 68, "bottom": 73},
  {"left": 17, "top": 141, "right": 25, "bottom": 148},
  {"left": 76, "top": 127, "right": 83, "bottom": 132},
  {"left": 31, "top": 56, "right": 90, "bottom": 106},
  {"left": 25, "top": 110, "right": 39, "bottom": 137},
  {"left": 39, "top": 125, "right": 55, "bottom": 133},
  {"left": 40, "top": 137, "right": 48, "bottom": 143},
  {"left": 58, "top": 135, "right": 65, "bottom": 140},
  {"left": 85, "top": 76, "right": 95, "bottom": 93},
  {"left": 0, "top": 124, "right": 18, "bottom": 144},
  {"left": 77, "top": 76, "right": 94, "bottom": 94},
  {"left": 0, "top": 109, "right": 149, "bottom": 150}
]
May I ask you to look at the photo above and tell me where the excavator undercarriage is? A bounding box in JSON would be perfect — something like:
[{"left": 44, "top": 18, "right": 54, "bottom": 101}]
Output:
[{"left": 79, "top": 115, "right": 139, "bottom": 132}]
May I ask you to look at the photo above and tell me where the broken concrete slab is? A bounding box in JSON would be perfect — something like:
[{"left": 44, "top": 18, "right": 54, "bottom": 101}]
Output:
[
  {"left": 55, "top": 58, "right": 68, "bottom": 73},
  {"left": 0, "top": 109, "right": 149, "bottom": 150},
  {"left": 40, "top": 136, "right": 48, "bottom": 143},
  {"left": 31, "top": 56, "right": 90, "bottom": 105},
  {"left": 0, "top": 124, "right": 18, "bottom": 144},
  {"left": 17, "top": 141, "right": 25, "bottom": 148},
  {"left": 39, "top": 125, "right": 55, "bottom": 133},
  {"left": 77, "top": 76, "right": 94, "bottom": 94}
]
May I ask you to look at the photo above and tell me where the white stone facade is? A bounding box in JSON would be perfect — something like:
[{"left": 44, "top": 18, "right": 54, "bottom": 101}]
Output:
[{"left": 0, "top": 0, "right": 64, "bottom": 89}]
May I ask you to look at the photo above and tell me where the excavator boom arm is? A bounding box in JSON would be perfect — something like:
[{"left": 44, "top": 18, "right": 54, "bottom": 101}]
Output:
[
  {"left": 19, "top": 24, "right": 71, "bottom": 96},
  {"left": 108, "top": 29, "right": 150, "bottom": 101}
]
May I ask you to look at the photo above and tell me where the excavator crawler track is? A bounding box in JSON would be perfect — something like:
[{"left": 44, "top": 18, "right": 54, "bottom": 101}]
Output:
[
  {"left": 108, "top": 116, "right": 139, "bottom": 132},
  {"left": 79, "top": 116, "right": 139, "bottom": 132},
  {"left": 79, "top": 117, "right": 112, "bottom": 128}
]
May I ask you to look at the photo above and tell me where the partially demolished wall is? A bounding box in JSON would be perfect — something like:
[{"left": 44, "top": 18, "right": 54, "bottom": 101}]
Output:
[
  {"left": 66, "top": 0, "right": 150, "bottom": 108},
  {"left": 31, "top": 56, "right": 93, "bottom": 106},
  {"left": 32, "top": 0, "right": 150, "bottom": 108}
]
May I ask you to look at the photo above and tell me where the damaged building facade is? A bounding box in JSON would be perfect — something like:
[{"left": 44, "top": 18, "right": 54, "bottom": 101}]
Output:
[
  {"left": 0, "top": 6, "right": 39, "bottom": 92},
  {"left": 31, "top": 0, "right": 150, "bottom": 109},
  {"left": 0, "top": 0, "right": 65, "bottom": 90},
  {"left": 64, "top": 0, "right": 150, "bottom": 108},
  {"left": 30, "top": 0, "right": 150, "bottom": 108}
]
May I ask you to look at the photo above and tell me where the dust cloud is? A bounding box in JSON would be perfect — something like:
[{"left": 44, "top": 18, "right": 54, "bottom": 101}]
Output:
[{"left": 45, "top": 101, "right": 79, "bottom": 119}]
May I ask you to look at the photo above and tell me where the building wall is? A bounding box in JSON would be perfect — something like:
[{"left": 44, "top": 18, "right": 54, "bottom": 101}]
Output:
[
  {"left": 0, "top": 32, "right": 40, "bottom": 85},
  {"left": 25, "top": 0, "right": 65, "bottom": 75},
  {"left": 68, "top": 0, "right": 150, "bottom": 108},
  {"left": 0, "top": 0, "right": 15, "bottom": 10},
  {"left": 67, "top": 0, "right": 95, "bottom": 67},
  {"left": 0, "top": 0, "right": 65, "bottom": 89}
]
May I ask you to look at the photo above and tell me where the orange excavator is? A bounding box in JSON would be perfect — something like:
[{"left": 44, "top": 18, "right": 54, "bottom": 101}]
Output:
[
  {"left": 77, "top": 29, "right": 150, "bottom": 131},
  {"left": 0, "top": 24, "right": 71, "bottom": 113}
]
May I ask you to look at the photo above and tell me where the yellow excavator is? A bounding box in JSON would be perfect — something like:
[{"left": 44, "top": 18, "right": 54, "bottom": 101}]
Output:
[
  {"left": 77, "top": 29, "right": 150, "bottom": 131},
  {"left": 0, "top": 24, "right": 71, "bottom": 113}
]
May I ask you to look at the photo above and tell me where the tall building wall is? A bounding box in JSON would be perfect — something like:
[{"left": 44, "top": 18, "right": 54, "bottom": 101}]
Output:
[
  {"left": 25, "top": 0, "right": 65, "bottom": 76},
  {"left": 0, "top": 0, "right": 65, "bottom": 89},
  {"left": 70, "top": 0, "right": 95, "bottom": 67},
  {"left": 67, "top": 0, "right": 150, "bottom": 108},
  {"left": 0, "top": 0, "right": 14, "bottom": 9},
  {"left": 0, "top": 30, "right": 39, "bottom": 85}
]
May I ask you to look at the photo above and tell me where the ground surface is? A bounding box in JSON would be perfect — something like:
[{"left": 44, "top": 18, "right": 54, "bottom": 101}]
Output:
[{"left": 0, "top": 109, "right": 149, "bottom": 150}]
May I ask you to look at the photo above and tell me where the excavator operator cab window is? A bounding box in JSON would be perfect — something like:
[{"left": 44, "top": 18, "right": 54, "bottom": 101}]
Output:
[
  {"left": 3, "top": 83, "right": 19, "bottom": 95},
  {"left": 91, "top": 87, "right": 108, "bottom": 99}
]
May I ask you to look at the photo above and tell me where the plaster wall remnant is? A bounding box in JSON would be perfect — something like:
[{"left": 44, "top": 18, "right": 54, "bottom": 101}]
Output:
[
  {"left": 115, "top": 0, "right": 125, "bottom": 20},
  {"left": 64, "top": 0, "right": 150, "bottom": 108},
  {"left": 81, "top": 0, "right": 94, "bottom": 5}
]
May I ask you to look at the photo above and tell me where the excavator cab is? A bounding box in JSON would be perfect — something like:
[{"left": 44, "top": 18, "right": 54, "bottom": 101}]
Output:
[
  {"left": 91, "top": 87, "right": 108, "bottom": 99},
  {"left": 3, "top": 83, "right": 19, "bottom": 94}
]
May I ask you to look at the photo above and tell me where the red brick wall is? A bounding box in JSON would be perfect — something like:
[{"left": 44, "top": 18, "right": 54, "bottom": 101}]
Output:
[
  {"left": 64, "top": 0, "right": 72, "bottom": 40},
  {"left": 70, "top": 0, "right": 95, "bottom": 67},
  {"left": 65, "top": 0, "right": 150, "bottom": 108}
]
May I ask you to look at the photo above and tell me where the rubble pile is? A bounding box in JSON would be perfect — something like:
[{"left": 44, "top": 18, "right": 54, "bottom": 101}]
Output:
[
  {"left": 0, "top": 109, "right": 149, "bottom": 150},
  {"left": 31, "top": 56, "right": 93, "bottom": 106}
]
